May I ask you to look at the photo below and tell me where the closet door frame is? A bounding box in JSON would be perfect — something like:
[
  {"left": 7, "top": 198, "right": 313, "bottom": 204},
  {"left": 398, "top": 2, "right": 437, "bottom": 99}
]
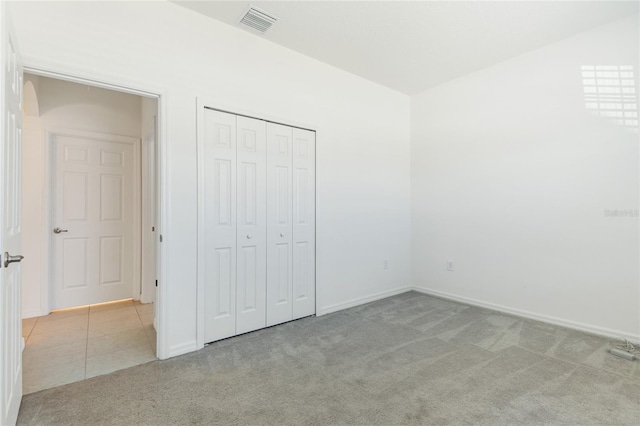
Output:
[{"left": 196, "top": 98, "right": 319, "bottom": 349}]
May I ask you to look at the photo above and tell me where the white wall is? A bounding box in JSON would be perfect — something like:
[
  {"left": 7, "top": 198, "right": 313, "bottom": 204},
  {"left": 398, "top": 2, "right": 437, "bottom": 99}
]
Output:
[
  {"left": 411, "top": 16, "right": 639, "bottom": 340},
  {"left": 22, "top": 76, "right": 44, "bottom": 318},
  {"left": 10, "top": 1, "right": 412, "bottom": 357},
  {"left": 21, "top": 74, "right": 142, "bottom": 318}
]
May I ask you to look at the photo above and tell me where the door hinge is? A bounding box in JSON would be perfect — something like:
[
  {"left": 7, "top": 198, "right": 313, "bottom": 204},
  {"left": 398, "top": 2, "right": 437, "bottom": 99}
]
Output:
[
  {"left": 152, "top": 226, "right": 155, "bottom": 232},
  {"left": 155, "top": 279, "right": 158, "bottom": 287},
  {"left": 159, "top": 234, "right": 163, "bottom": 242}
]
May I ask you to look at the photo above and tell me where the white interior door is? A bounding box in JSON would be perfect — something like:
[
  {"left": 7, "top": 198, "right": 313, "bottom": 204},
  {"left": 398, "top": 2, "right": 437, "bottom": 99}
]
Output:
[
  {"left": 203, "top": 109, "right": 237, "bottom": 343},
  {"left": 0, "top": 2, "right": 24, "bottom": 424},
  {"left": 292, "top": 128, "right": 316, "bottom": 319},
  {"left": 235, "top": 116, "right": 267, "bottom": 335},
  {"left": 51, "top": 132, "right": 138, "bottom": 310},
  {"left": 266, "top": 122, "right": 293, "bottom": 327}
]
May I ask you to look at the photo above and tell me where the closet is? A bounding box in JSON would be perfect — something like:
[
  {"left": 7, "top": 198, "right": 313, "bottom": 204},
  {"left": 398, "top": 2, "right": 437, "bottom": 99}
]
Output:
[{"left": 201, "top": 108, "right": 316, "bottom": 343}]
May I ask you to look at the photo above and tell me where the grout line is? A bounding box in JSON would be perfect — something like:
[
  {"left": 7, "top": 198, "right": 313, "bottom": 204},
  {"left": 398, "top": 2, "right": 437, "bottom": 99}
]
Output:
[
  {"left": 23, "top": 317, "right": 40, "bottom": 344},
  {"left": 24, "top": 302, "right": 156, "bottom": 394},
  {"left": 134, "top": 303, "right": 157, "bottom": 354}
]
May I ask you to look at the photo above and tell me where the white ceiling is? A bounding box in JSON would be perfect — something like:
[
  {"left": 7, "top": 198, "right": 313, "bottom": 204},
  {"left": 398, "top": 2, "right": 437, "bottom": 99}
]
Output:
[{"left": 172, "top": 1, "right": 639, "bottom": 95}]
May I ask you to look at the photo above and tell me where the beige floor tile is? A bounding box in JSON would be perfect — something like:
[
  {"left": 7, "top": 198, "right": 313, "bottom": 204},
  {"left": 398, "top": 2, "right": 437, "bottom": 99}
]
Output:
[
  {"left": 87, "top": 328, "right": 148, "bottom": 357},
  {"left": 141, "top": 323, "right": 155, "bottom": 334},
  {"left": 89, "top": 309, "right": 142, "bottom": 335},
  {"left": 88, "top": 317, "right": 143, "bottom": 338},
  {"left": 144, "top": 326, "right": 157, "bottom": 352},
  {"left": 23, "top": 298, "right": 155, "bottom": 393},
  {"left": 135, "top": 302, "right": 154, "bottom": 316},
  {"left": 30, "top": 314, "right": 88, "bottom": 336},
  {"left": 85, "top": 343, "right": 156, "bottom": 379},
  {"left": 139, "top": 313, "right": 155, "bottom": 327},
  {"left": 22, "top": 317, "right": 38, "bottom": 338},
  {"left": 89, "top": 307, "right": 140, "bottom": 323},
  {"left": 23, "top": 358, "right": 85, "bottom": 395},
  {"left": 38, "top": 306, "right": 89, "bottom": 322},
  {"left": 89, "top": 299, "right": 134, "bottom": 314},
  {"left": 26, "top": 327, "right": 88, "bottom": 351},
  {"left": 23, "top": 340, "right": 87, "bottom": 368}
]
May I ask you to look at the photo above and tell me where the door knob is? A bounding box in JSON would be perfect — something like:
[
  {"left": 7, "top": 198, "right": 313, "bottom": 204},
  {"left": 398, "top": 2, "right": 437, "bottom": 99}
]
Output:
[
  {"left": 246, "top": 234, "right": 252, "bottom": 239},
  {"left": 280, "top": 233, "right": 285, "bottom": 237},
  {"left": 53, "top": 227, "right": 68, "bottom": 234},
  {"left": 2, "top": 252, "right": 24, "bottom": 268}
]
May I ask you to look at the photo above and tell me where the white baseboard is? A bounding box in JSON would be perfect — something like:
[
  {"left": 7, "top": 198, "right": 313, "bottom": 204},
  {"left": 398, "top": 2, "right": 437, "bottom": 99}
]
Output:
[
  {"left": 317, "top": 286, "right": 412, "bottom": 316},
  {"left": 412, "top": 286, "right": 640, "bottom": 343},
  {"left": 168, "top": 340, "right": 198, "bottom": 358},
  {"left": 22, "top": 308, "right": 47, "bottom": 319}
]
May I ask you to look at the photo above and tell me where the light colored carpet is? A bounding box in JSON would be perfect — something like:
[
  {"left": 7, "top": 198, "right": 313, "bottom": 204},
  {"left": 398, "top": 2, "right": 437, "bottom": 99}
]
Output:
[{"left": 17, "top": 291, "right": 640, "bottom": 425}]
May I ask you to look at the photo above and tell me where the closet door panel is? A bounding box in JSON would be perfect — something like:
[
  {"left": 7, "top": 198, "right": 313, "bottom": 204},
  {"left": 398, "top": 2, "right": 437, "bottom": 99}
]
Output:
[
  {"left": 236, "top": 116, "right": 267, "bottom": 334},
  {"left": 203, "top": 109, "right": 237, "bottom": 343},
  {"left": 266, "top": 123, "right": 293, "bottom": 326},
  {"left": 292, "top": 129, "right": 316, "bottom": 319}
]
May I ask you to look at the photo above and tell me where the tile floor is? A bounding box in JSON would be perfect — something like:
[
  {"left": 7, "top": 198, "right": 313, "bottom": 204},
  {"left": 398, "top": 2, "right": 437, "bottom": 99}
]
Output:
[{"left": 21, "top": 299, "right": 156, "bottom": 394}]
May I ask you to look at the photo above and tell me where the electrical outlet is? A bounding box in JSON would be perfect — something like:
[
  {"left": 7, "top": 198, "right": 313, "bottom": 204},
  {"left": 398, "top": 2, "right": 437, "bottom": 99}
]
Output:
[
  {"left": 447, "top": 260, "right": 454, "bottom": 272},
  {"left": 384, "top": 260, "right": 389, "bottom": 269}
]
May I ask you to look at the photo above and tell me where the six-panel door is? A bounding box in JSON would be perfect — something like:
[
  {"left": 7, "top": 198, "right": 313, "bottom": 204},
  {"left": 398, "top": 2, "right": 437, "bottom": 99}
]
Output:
[
  {"left": 292, "top": 128, "right": 316, "bottom": 320},
  {"left": 266, "top": 123, "right": 294, "bottom": 327},
  {"left": 236, "top": 116, "right": 267, "bottom": 335},
  {"left": 52, "top": 134, "right": 136, "bottom": 310},
  {"left": 203, "top": 109, "right": 237, "bottom": 343},
  {"left": 0, "top": 4, "right": 24, "bottom": 422}
]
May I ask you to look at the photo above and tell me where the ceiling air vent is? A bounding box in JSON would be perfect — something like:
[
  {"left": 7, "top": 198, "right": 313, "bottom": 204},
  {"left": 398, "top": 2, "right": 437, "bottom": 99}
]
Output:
[{"left": 237, "top": 5, "right": 279, "bottom": 34}]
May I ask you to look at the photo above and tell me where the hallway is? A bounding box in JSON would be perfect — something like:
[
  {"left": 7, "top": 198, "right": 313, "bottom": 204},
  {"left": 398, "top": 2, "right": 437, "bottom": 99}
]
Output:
[{"left": 22, "top": 300, "right": 156, "bottom": 394}]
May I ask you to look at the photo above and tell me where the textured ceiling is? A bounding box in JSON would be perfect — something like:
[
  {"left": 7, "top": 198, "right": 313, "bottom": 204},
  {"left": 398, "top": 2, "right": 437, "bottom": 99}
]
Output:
[{"left": 172, "top": 1, "right": 639, "bottom": 94}]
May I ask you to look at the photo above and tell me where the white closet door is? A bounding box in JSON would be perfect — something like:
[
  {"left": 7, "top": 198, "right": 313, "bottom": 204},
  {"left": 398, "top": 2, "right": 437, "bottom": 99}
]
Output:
[
  {"left": 203, "top": 109, "right": 237, "bottom": 343},
  {"left": 266, "top": 123, "right": 293, "bottom": 326},
  {"left": 292, "top": 128, "right": 316, "bottom": 319},
  {"left": 235, "top": 116, "right": 267, "bottom": 334}
]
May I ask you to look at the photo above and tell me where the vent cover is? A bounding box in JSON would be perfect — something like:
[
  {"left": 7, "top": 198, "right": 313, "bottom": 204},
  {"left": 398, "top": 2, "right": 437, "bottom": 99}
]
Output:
[{"left": 237, "top": 5, "right": 278, "bottom": 34}]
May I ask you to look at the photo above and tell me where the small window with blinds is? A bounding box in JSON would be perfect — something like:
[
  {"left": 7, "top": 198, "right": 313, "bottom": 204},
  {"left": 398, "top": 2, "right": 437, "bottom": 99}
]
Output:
[{"left": 582, "top": 65, "right": 638, "bottom": 133}]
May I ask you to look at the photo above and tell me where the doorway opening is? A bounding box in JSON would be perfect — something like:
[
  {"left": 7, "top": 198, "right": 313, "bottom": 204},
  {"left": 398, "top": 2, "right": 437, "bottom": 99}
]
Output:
[{"left": 20, "top": 73, "right": 159, "bottom": 393}]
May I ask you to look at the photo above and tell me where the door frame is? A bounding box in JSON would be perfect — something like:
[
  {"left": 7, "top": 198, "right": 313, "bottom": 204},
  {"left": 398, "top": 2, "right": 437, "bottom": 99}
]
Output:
[
  {"left": 23, "top": 58, "right": 169, "bottom": 359},
  {"left": 140, "top": 115, "right": 157, "bottom": 305},
  {"left": 195, "top": 97, "right": 319, "bottom": 349},
  {"left": 44, "top": 127, "right": 141, "bottom": 310}
]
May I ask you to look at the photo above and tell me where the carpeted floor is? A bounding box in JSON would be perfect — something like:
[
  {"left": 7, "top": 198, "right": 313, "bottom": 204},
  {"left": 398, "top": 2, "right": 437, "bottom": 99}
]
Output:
[{"left": 17, "top": 291, "right": 640, "bottom": 425}]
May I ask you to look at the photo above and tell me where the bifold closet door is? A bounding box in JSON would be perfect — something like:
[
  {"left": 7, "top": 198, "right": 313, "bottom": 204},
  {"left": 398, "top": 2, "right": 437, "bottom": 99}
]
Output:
[
  {"left": 292, "top": 128, "right": 316, "bottom": 320},
  {"left": 203, "top": 110, "right": 267, "bottom": 342},
  {"left": 235, "top": 116, "right": 267, "bottom": 335},
  {"left": 203, "top": 109, "right": 237, "bottom": 343},
  {"left": 202, "top": 108, "right": 315, "bottom": 341},
  {"left": 266, "top": 123, "right": 294, "bottom": 327},
  {"left": 266, "top": 124, "right": 316, "bottom": 326}
]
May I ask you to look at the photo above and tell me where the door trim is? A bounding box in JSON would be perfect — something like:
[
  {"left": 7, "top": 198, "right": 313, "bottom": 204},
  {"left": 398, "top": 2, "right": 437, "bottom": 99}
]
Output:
[
  {"left": 196, "top": 97, "right": 319, "bottom": 349},
  {"left": 140, "top": 115, "right": 157, "bottom": 304},
  {"left": 23, "top": 58, "right": 169, "bottom": 359},
  {"left": 44, "top": 127, "right": 141, "bottom": 311}
]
